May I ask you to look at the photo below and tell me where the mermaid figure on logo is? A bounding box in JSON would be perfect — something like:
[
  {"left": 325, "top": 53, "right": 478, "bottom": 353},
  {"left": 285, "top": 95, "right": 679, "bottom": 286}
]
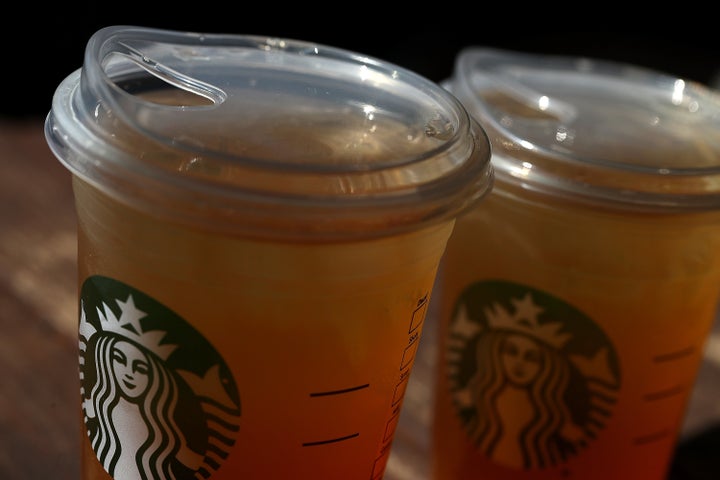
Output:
[
  {"left": 449, "top": 291, "right": 620, "bottom": 470},
  {"left": 79, "top": 294, "right": 205, "bottom": 480}
]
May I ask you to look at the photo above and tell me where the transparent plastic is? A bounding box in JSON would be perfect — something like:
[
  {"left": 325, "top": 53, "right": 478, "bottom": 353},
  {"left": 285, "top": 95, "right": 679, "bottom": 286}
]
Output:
[
  {"left": 433, "top": 47, "right": 720, "bottom": 480},
  {"left": 46, "top": 26, "right": 493, "bottom": 240},
  {"left": 448, "top": 47, "right": 720, "bottom": 210}
]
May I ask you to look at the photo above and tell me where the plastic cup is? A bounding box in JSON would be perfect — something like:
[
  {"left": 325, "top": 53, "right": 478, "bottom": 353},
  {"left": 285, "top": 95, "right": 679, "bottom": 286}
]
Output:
[
  {"left": 432, "top": 47, "right": 720, "bottom": 480},
  {"left": 44, "top": 26, "right": 493, "bottom": 480}
]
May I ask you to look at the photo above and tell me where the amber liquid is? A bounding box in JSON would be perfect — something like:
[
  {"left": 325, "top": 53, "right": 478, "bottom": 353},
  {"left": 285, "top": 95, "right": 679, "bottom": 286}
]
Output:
[
  {"left": 75, "top": 176, "right": 452, "bottom": 479},
  {"left": 432, "top": 188, "right": 720, "bottom": 480},
  {"left": 70, "top": 96, "right": 457, "bottom": 479}
]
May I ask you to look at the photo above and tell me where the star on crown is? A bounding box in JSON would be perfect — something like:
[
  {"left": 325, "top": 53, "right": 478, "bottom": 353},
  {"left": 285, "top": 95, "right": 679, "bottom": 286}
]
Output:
[
  {"left": 484, "top": 293, "right": 571, "bottom": 349},
  {"left": 82, "top": 294, "right": 178, "bottom": 360}
]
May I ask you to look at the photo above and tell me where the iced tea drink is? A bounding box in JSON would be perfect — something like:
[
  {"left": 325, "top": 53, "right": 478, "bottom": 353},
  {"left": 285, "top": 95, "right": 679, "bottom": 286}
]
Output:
[
  {"left": 44, "top": 27, "right": 493, "bottom": 480},
  {"left": 74, "top": 174, "right": 453, "bottom": 479},
  {"left": 432, "top": 48, "right": 720, "bottom": 480}
]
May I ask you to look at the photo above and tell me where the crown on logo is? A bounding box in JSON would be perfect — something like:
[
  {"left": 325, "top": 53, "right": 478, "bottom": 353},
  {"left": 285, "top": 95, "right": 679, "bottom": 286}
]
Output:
[
  {"left": 82, "top": 294, "right": 178, "bottom": 360},
  {"left": 484, "top": 293, "right": 571, "bottom": 349}
]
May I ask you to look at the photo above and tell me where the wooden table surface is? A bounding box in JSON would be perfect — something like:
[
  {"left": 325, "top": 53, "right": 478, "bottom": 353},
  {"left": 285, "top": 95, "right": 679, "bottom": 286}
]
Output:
[{"left": 2, "top": 118, "right": 719, "bottom": 479}]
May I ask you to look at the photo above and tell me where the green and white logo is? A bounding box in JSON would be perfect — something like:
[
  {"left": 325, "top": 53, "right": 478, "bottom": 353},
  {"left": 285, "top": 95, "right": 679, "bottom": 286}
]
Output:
[
  {"left": 79, "top": 275, "right": 241, "bottom": 479},
  {"left": 446, "top": 280, "right": 621, "bottom": 470}
]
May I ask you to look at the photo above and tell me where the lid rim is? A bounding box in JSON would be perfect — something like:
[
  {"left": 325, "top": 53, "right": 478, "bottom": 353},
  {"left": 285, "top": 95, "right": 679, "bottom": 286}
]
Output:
[
  {"left": 449, "top": 47, "right": 720, "bottom": 210},
  {"left": 45, "top": 27, "right": 494, "bottom": 239}
]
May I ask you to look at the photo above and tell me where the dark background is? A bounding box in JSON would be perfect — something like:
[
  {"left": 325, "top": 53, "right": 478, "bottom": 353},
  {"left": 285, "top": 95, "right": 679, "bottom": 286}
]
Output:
[{"left": 3, "top": 11, "right": 719, "bottom": 120}]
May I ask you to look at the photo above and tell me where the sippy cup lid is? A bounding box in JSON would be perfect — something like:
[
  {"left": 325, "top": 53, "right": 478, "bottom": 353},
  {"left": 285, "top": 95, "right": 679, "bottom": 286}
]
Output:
[
  {"left": 447, "top": 47, "right": 720, "bottom": 211},
  {"left": 45, "top": 26, "right": 493, "bottom": 239}
]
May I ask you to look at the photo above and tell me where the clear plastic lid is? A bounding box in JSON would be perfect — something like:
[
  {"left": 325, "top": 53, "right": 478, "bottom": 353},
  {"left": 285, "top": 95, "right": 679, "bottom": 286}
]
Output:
[
  {"left": 446, "top": 47, "right": 720, "bottom": 211},
  {"left": 45, "top": 26, "right": 493, "bottom": 240}
]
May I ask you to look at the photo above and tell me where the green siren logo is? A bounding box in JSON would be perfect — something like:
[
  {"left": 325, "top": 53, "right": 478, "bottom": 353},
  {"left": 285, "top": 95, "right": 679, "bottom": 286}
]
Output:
[
  {"left": 79, "top": 275, "right": 241, "bottom": 479},
  {"left": 446, "top": 280, "right": 620, "bottom": 470}
]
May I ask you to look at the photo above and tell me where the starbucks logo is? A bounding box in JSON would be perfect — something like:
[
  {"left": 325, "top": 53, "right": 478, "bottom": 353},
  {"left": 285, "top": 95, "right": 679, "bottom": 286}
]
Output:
[
  {"left": 78, "top": 275, "right": 241, "bottom": 480},
  {"left": 446, "top": 280, "right": 620, "bottom": 470}
]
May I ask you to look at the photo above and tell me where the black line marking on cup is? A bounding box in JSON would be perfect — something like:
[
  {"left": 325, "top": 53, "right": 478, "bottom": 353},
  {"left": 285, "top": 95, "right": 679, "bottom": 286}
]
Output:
[
  {"left": 309, "top": 384, "right": 370, "bottom": 397},
  {"left": 633, "top": 429, "right": 672, "bottom": 445},
  {"left": 302, "top": 433, "right": 360, "bottom": 446},
  {"left": 653, "top": 346, "right": 695, "bottom": 363},
  {"left": 643, "top": 385, "right": 686, "bottom": 402}
]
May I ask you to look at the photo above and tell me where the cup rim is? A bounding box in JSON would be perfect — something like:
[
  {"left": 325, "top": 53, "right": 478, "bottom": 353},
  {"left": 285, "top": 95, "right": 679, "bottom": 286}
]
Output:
[{"left": 45, "top": 26, "right": 494, "bottom": 240}]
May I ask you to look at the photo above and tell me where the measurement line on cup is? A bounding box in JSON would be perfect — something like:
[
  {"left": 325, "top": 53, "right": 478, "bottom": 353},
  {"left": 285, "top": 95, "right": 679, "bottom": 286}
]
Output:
[
  {"left": 309, "top": 383, "right": 370, "bottom": 397},
  {"left": 302, "top": 433, "right": 360, "bottom": 447},
  {"left": 652, "top": 346, "right": 695, "bottom": 363},
  {"left": 302, "top": 383, "right": 368, "bottom": 447},
  {"left": 633, "top": 429, "right": 672, "bottom": 445},
  {"left": 643, "top": 385, "right": 686, "bottom": 402}
]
